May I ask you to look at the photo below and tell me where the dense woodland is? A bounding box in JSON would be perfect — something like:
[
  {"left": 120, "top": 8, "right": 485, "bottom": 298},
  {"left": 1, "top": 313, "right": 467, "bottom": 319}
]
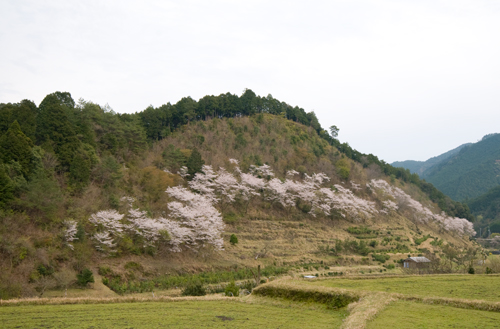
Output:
[{"left": 0, "top": 90, "right": 475, "bottom": 298}]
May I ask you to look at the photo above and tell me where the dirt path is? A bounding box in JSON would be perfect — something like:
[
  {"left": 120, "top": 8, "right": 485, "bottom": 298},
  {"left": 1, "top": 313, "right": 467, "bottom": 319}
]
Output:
[{"left": 340, "top": 292, "right": 395, "bottom": 329}]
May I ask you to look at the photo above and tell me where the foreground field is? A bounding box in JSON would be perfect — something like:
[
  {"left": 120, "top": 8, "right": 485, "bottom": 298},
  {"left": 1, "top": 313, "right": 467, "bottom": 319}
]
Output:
[
  {"left": 0, "top": 299, "right": 345, "bottom": 329},
  {"left": 367, "top": 300, "right": 500, "bottom": 329},
  {"left": 3, "top": 274, "right": 500, "bottom": 328},
  {"left": 304, "top": 274, "right": 500, "bottom": 302}
]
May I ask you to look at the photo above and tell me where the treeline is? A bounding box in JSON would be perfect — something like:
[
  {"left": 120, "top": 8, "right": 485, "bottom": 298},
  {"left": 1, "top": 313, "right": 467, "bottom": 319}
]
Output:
[
  {"left": 0, "top": 89, "right": 472, "bottom": 221},
  {"left": 0, "top": 92, "right": 146, "bottom": 213},
  {"left": 138, "top": 89, "right": 323, "bottom": 140}
]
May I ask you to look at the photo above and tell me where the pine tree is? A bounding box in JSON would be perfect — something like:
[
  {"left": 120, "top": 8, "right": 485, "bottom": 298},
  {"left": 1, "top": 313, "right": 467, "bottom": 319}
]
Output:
[
  {"left": 186, "top": 148, "right": 204, "bottom": 180},
  {"left": 69, "top": 151, "right": 91, "bottom": 189},
  {"left": 0, "top": 120, "right": 34, "bottom": 177},
  {"left": 37, "top": 93, "right": 81, "bottom": 170}
]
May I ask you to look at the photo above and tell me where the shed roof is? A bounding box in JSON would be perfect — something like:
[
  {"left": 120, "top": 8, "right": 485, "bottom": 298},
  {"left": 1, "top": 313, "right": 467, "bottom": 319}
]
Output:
[{"left": 405, "top": 257, "right": 431, "bottom": 263}]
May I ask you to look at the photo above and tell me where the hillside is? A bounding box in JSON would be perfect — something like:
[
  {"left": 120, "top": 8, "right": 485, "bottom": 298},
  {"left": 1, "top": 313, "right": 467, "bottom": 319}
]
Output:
[
  {"left": 0, "top": 91, "right": 475, "bottom": 299},
  {"left": 392, "top": 143, "right": 470, "bottom": 176}
]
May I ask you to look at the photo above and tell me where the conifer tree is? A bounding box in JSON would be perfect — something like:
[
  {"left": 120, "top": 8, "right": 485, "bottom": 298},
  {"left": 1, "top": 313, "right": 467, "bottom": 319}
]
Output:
[
  {"left": 37, "top": 93, "right": 81, "bottom": 170},
  {"left": 69, "top": 151, "right": 91, "bottom": 189},
  {"left": 186, "top": 148, "right": 204, "bottom": 180},
  {"left": 0, "top": 120, "right": 34, "bottom": 177}
]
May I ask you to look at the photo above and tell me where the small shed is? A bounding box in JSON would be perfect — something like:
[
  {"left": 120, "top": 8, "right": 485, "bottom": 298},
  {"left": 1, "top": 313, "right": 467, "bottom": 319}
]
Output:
[{"left": 403, "top": 256, "right": 431, "bottom": 269}]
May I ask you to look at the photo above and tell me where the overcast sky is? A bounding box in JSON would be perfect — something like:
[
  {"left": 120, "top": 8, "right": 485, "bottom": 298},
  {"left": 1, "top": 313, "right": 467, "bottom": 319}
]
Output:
[{"left": 1, "top": 0, "right": 499, "bottom": 163}]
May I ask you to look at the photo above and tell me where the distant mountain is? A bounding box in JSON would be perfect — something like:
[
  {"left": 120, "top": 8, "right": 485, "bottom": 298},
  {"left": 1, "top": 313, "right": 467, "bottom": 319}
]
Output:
[
  {"left": 467, "top": 185, "right": 500, "bottom": 221},
  {"left": 467, "top": 185, "right": 500, "bottom": 236},
  {"left": 392, "top": 143, "right": 471, "bottom": 176},
  {"left": 393, "top": 134, "right": 500, "bottom": 201}
]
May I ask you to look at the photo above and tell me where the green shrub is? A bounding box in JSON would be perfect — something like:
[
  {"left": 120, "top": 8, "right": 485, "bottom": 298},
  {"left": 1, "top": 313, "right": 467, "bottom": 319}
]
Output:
[
  {"left": 181, "top": 284, "right": 206, "bottom": 296},
  {"left": 224, "top": 280, "right": 239, "bottom": 297},
  {"left": 230, "top": 234, "right": 238, "bottom": 246},
  {"left": 468, "top": 266, "right": 475, "bottom": 275},
  {"left": 37, "top": 264, "right": 54, "bottom": 277},
  {"left": 76, "top": 268, "right": 94, "bottom": 287},
  {"left": 414, "top": 235, "right": 430, "bottom": 246},
  {"left": 372, "top": 254, "right": 390, "bottom": 263}
]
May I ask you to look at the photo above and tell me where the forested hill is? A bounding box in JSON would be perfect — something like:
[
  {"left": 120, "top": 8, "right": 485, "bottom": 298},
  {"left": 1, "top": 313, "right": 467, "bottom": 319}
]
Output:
[
  {"left": 392, "top": 143, "right": 471, "bottom": 176},
  {"left": 0, "top": 90, "right": 471, "bottom": 220},
  {"left": 0, "top": 90, "right": 475, "bottom": 299},
  {"left": 420, "top": 133, "right": 500, "bottom": 201}
]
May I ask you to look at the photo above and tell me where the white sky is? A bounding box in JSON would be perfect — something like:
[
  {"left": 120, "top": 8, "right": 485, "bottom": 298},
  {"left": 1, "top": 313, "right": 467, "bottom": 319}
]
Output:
[{"left": 1, "top": 0, "right": 499, "bottom": 163}]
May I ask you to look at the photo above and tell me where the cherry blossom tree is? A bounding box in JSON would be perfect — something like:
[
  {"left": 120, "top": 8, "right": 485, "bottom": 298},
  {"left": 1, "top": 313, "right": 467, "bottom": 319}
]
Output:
[
  {"left": 368, "top": 179, "right": 475, "bottom": 236},
  {"left": 166, "top": 186, "right": 225, "bottom": 250},
  {"left": 62, "top": 220, "right": 78, "bottom": 250},
  {"left": 88, "top": 210, "right": 124, "bottom": 253},
  {"left": 126, "top": 209, "right": 170, "bottom": 247}
]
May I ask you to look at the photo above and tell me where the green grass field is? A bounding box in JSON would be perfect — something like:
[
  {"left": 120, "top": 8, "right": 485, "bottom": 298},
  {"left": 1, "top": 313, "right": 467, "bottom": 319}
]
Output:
[
  {"left": 0, "top": 299, "right": 345, "bottom": 329},
  {"left": 367, "top": 300, "right": 500, "bottom": 329},
  {"left": 305, "top": 275, "right": 500, "bottom": 301}
]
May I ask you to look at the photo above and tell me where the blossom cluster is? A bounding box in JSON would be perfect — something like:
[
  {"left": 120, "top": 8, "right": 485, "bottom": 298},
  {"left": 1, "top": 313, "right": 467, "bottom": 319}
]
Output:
[
  {"left": 62, "top": 220, "right": 78, "bottom": 250},
  {"left": 184, "top": 161, "right": 377, "bottom": 221},
  {"left": 88, "top": 192, "right": 224, "bottom": 253},
  {"left": 368, "top": 179, "right": 475, "bottom": 236}
]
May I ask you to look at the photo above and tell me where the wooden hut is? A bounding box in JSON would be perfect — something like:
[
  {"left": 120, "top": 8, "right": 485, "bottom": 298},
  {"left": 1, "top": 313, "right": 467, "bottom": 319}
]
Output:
[{"left": 403, "top": 256, "right": 431, "bottom": 269}]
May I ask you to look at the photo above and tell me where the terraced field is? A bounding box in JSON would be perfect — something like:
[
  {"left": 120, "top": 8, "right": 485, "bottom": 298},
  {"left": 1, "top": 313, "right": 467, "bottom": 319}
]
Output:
[{"left": 304, "top": 274, "right": 500, "bottom": 301}]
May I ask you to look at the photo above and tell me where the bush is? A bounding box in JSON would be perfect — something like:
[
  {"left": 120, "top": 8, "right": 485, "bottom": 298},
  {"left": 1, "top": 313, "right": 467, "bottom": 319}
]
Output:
[
  {"left": 229, "top": 234, "right": 238, "bottom": 246},
  {"left": 181, "top": 283, "right": 206, "bottom": 296},
  {"left": 468, "top": 266, "right": 475, "bottom": 274},
  {"left": 372, "top": 254, "right": 390, "bottom": 263},
  {"left": 76, "top": 268, "right": 94, "bottom": 287},
  {"left": 224, "top": 280, "right": 239, "bottom": 297}
]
